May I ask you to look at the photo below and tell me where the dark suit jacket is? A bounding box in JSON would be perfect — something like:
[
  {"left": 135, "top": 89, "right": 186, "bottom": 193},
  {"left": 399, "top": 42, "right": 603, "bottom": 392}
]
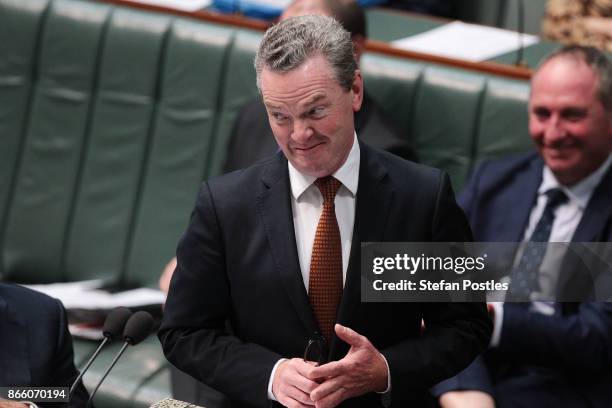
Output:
[
  {"left": 223, "top": 93, "right": 416, "bottom": 173},
  {"left": 440, "top": 152, "right": 612, "bottom": 407},
  {"left": 159, "top": 142, "right": 491, "bottom": 408},
  {"left": 0, "top": 283, "right": 89, "bottom": 407}
]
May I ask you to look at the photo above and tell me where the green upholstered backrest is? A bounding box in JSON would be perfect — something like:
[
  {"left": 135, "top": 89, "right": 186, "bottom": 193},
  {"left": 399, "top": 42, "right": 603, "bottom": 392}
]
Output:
[
  {"left": 123, "top": 20, "right": 233, "bottom": 286},
  {"left": 362, "top": 58, "right": 533, "bottom": 192},
  {"left": 475, "top": 77, "right": 532, "bottom": 165},
  {"left": 0, "top": 0, "right": 233, "bottom": 284},
  {"left": 0, "top": 1, "right": 536, "bottom": 406},
  {"left": 0, "top": 0, "right": 534, "bottom": 287},
  {"left": 412, "top": 67, "right": 486, "bottom": 190},
  {"left": 206, "top": 29, "right": 262, "bottom": 178},
  {"left": 361, "top": 53, "right": 424, "bottom": 137},
  {"left": 2, "top": 0, "right": 112, "bottom": 283}
]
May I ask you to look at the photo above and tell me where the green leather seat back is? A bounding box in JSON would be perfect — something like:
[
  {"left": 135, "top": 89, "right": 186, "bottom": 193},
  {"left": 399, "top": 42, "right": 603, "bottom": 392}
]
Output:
[
  {"left": 206, "top": 30, "right": 262, "bottom": 178},
  {"left": 3, "top": 0, "right": 111, "bottom": 282},
  {"left": 361, "top": 53, "right": 424, "bottom": 137},
  {"left": 412, "top": 67, "right": 486, "bottom": 191},
  {"left": 0, "top": 0, "right": 50, "bottom": 279},
  {"left": 64, "top": 7, "right": 171, "bottom": 283},
  {"left": 474, "top": 77, "right": 532, "bottom": 168},
  {"left": 125, "top": 20, "right": 233, "bottom": 286}
]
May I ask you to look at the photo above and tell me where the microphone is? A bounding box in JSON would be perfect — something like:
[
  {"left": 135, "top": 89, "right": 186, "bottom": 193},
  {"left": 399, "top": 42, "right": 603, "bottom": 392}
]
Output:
[
  {"left": 86, "top": 311, "right": 155, "bottom": 407},
  {"left": 69, "top": 306, "right": 133, "bottom": 397}
]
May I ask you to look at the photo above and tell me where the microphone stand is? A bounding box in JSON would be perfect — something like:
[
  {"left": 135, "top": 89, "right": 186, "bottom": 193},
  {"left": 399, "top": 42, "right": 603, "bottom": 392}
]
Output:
[
  {"left": 69, "top": 336, "right": 110, "bottom": 397},
  {"left": 85, "top": 342, "right": 130, "bottom": 408}
]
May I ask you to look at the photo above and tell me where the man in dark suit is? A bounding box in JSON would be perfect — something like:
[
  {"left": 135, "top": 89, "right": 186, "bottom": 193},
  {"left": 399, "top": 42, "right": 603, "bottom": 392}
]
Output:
[
  {"left": 163, "top": 2, "right": 415, "bottom": 405},
  {"left": 434, "top": 46, "right": 612, "bottom": 408},
  {"left": 0, "top": 283, "right": 89, "bottom": 407},
  {"left": 159, "top": 15, "right": 491, "bottom": 408},
  {"left": 223, "top": 0, "right": 415, "bottom": 173}
]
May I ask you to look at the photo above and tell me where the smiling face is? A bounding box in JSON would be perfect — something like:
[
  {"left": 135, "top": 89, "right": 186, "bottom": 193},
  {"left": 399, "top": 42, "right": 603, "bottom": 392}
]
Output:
[
  {"left": 260, "top": 54, "right": 363, "bottom": 177},
  {"left": 529, "top": 56, "right": 612, "bottom": 185}
]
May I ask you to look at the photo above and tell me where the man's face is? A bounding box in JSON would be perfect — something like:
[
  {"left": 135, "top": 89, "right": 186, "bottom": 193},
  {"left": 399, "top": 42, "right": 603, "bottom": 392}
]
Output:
[
  {"left": 529, "top": 57, "right": 612, "bottom": 185},
  {"left": 260, "top": 54, "right": 363, "bottom": 177}
]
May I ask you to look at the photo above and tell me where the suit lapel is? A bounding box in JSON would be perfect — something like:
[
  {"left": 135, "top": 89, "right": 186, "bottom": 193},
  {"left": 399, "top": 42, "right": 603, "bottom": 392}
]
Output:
[
  {"left": 556, "top": 164, "right": 612, "bottom": 296},
  {"left": 500, "top": 157, "right": 543, "bottom": 242},
  {"left": 331, "top": 144, "right": 393, "bottom": 356},
  {"left": 572, "top": 164, "right": 612, "bottom": 242},
  {"left": 0, "top": 294, "right": 30, "bottom": 385},
  {"left": 257, "top": 153, "right": 318, "bottom": 334}
]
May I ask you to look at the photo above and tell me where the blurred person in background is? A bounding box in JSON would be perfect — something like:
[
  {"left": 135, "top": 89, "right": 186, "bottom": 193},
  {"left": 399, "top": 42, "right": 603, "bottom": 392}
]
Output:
[
  {"left": 383, "top": 0, "right": 451, "bottom": 17},
  {"left": 433, "top": 45, "right": 612, "bottom": 408}
]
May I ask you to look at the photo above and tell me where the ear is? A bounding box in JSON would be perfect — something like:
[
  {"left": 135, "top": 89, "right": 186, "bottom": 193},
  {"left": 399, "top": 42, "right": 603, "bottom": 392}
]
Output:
[{"left": 351, "top": 69, "right": 364, "bottom": 112}]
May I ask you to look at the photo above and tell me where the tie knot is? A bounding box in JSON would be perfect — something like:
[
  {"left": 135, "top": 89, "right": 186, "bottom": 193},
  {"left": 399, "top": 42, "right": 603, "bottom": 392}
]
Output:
[
  {"left": 545, "top": 188, "right": 568, "bottom": 210},
  {"left": 315, "top": 176, "right": 342, "bottom": 204}
]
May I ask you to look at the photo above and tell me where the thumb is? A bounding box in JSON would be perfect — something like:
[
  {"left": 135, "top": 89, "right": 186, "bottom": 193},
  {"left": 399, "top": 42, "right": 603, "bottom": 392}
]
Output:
[{"left": 334, "top": 324, "right": 365, "bottom": 347}]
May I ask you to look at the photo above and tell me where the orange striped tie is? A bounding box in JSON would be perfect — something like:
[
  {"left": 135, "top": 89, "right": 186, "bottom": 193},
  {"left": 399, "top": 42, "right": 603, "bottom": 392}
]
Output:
[{"left": 308, "top": 176, "right": 343, "bottom": 341}]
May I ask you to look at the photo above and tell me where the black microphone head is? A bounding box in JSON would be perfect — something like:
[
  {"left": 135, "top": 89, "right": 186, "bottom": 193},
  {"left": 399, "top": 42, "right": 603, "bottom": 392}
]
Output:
[
  {"left": 123, "top": 311, "right": 155, "bottom": 345},
  {"left": 102, "top": 307, "right": 133, "bottom": 340}
]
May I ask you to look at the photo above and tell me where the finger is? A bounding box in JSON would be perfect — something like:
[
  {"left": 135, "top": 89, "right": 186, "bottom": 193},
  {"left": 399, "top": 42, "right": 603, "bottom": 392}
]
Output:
[
  {"left": 287, "top": 385, "right": 316, "bottom": 406},
  {"left": 309, "top": 360, "right": 344, "bottom": 379},
  {"left": 280, "top": 396, "right": 315, "bottom": 408},
  {"left": 293, "top": 359, "right": 323, "bottom": 382},
  {"left": 292, "top": 372, "right": 320, "bottom": 394},
  {"left": 288, "top": 359, "right": 322, "bottom": 392},
  {"left": 314, "top": 386, "right": 347, "bottom": 408},
  {"left": 334, "top": 324, "right": 366, "bottom": 347},
  {"left": 310, "top": 375, "right": 347, "bottom": 401}
]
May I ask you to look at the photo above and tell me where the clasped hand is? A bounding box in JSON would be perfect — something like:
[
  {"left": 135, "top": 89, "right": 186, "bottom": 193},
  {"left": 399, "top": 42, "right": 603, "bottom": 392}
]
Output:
[{"left": 272, "top": 324, "right": 388, "bottom": 408}]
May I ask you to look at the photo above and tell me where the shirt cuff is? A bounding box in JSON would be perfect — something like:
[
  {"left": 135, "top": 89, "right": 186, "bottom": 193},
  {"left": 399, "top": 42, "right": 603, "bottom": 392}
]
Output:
[
  {"left": 488, "top": 302, "right": 504, "bottom": 348},
  {"left": 377, "top": 353, "right": 392, "bottom": 407},
  {"left": 267, "top": 358, "right": 287, "bottom": 401}
]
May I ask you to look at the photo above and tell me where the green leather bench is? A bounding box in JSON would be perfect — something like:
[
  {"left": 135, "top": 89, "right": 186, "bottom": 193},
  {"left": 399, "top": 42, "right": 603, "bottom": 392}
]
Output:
[{"left": 0, "top": 0, "right": 534, "bottom": 406}]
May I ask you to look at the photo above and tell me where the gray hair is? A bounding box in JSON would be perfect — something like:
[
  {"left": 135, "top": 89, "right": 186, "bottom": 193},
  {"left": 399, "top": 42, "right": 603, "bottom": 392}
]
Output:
[
  {"left": 537, "top": 45, "right": 612, "bottom": 111},
  {"left": 254, "top": 15, "right": 357, "bottom": 92}
]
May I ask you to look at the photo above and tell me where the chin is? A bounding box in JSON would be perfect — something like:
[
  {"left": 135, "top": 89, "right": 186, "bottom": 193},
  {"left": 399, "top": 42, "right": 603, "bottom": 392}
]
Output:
[{"left": 293, "top": 157, "right": 337, "bottom": 177}]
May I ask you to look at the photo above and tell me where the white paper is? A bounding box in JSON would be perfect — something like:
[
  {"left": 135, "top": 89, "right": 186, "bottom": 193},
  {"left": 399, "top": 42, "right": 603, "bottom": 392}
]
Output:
[
  {"left": 69, "top": 324, "right": 105, "bottom": 340},
  {"left": 127, "top": 0, "right": 212, "bottom": 12},
  {"left": 25, "top": 280, "right": 166, "bottom": 310},
  {"left": 391, "top": 21, "right": 539, "bottom": 62}
]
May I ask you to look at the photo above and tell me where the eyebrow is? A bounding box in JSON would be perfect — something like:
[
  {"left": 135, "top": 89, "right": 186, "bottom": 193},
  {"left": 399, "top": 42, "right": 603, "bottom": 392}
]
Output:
[
  {"left": 302, "top": 93, "right": 326, "bottom": 106},
  {"left": 263, "top": 93, "right": 328, "bottom": 114},
  {"left": 263, "top": 101, "right": 282, "bottom": 111}
]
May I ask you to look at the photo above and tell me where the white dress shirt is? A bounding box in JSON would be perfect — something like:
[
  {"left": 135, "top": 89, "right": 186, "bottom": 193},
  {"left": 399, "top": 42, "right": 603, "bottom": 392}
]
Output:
[
  {"left": 289, "top": 133, "right": 360, "bottom": 289},
  {"left": 267, "top": 134, "right": 390, "bottom": 402}
]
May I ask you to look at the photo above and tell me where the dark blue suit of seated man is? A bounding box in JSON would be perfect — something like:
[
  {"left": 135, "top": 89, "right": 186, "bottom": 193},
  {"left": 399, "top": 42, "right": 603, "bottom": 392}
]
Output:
[
  {"left": 0, "top": 283, "right": 89, "bottom": 408},
  {"left": 433, "top": 45, "right": 612, "bottom": 408}
]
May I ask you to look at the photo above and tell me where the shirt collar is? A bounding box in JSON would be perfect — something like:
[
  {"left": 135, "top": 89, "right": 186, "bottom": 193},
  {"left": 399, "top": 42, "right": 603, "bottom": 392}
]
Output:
[
  {"left": 288, "top": 133, "right": 360, "bottom": 200},
  {"left": 540, "top": 154, "right": 612, "bottom": 209}
]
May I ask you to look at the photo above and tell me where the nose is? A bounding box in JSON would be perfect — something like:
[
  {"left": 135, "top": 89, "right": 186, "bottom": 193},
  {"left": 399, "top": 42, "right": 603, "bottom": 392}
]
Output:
[
  {"left": 542, "top": 116, "right": 567, "bottom": 146},
  {"left": 291, "top": 119, "right": 314, "bottom": 143}
]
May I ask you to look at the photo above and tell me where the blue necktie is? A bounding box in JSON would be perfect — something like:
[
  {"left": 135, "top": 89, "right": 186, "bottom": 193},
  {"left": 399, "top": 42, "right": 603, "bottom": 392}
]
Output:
[{"left": 508, "top": 188, "right": 568, "bottom": 300}]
